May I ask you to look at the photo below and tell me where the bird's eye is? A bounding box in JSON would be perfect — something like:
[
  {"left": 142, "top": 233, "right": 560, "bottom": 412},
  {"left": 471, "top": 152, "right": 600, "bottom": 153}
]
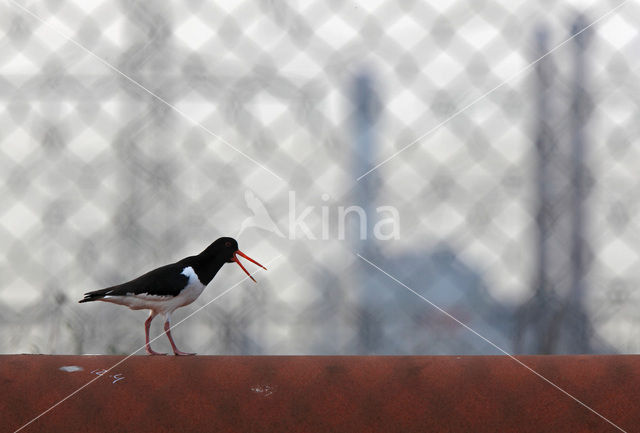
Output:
[{"left": 225, "top": 241, "right": 232, "bottom": 247}]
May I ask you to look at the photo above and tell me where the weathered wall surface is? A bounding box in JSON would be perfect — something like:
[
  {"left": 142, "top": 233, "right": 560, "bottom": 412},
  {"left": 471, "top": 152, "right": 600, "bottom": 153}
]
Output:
[{"left": 2, "top": 355, "right": 637, "bottom": 432}]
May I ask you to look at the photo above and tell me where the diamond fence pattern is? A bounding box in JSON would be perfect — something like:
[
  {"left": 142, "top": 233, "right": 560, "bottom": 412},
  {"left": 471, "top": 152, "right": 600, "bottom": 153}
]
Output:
[{"left": 1, "top": 0, "right": 639, "bottom": 355}]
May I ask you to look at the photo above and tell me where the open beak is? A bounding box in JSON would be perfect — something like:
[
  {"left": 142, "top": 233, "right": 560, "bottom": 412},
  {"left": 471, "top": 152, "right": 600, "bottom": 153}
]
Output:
[{"left": 232, "top": 250, "right": 267, "bottom": 283}]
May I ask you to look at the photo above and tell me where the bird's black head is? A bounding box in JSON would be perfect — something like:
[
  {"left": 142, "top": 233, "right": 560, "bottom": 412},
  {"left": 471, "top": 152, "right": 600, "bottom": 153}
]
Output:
[
  {"left": 210, "top": 237, "right": 239, "bottom": 262},
  {"left": 200, "top": 237, "right": 266, "bottom": 282}
]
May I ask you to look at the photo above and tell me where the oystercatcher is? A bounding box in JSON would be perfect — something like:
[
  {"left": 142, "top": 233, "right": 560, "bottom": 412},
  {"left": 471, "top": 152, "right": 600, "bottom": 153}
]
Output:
[{"left": 79, "top": 237, "right": 266, "bottom": 356}]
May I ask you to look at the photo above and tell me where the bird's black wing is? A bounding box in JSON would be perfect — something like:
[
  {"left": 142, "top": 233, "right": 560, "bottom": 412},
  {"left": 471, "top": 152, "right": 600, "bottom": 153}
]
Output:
[{"left": 79, "top": 263, "right": 190, "bottom": 303}]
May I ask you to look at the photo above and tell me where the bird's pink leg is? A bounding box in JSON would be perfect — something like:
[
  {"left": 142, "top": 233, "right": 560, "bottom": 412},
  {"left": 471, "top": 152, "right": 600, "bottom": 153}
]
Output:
[
  {"left": 145, "top": 312, "right": 166, "bottom": 356},
  {"left": 164, "top": 319, "right": 196, "bottom": 356}
]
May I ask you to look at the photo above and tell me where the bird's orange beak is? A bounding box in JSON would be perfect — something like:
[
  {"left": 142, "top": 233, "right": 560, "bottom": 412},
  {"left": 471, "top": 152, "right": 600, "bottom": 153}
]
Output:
[{"left": 233, "top": 250, "right": 267, "bottom": 282}]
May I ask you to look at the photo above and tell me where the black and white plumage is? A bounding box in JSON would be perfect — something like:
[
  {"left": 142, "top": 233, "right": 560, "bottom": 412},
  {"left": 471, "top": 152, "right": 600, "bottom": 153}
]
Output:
[{"left": 79, "top": 237, "right": 266, "bottom": 356}]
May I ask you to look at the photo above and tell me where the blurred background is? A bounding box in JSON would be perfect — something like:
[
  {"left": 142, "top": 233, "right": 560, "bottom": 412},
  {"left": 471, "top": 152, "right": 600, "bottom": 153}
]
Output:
[{"left": 1, "top": 0, "right": 639, "bottom": 355}]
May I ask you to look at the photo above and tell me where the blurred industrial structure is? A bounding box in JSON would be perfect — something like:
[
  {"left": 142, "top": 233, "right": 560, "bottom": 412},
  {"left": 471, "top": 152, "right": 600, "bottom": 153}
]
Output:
[{"left": 1, "top": 1, "right": 639, "bottom": 355}]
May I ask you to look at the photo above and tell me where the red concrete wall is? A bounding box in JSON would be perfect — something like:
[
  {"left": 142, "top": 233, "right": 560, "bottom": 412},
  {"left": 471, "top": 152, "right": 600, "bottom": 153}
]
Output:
[{"left": 2, "top": 355, "right": 637, "bottom": 432}]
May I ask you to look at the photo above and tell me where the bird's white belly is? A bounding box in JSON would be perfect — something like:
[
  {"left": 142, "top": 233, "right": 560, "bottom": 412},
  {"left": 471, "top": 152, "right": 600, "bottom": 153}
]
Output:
[{"left": 102, "top": 266, "right": 206, "bottom": 314}]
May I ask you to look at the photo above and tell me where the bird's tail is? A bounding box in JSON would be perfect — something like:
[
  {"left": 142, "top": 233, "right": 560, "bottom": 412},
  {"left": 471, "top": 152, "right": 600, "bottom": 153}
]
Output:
[{"left": 78, "top": 288, "right": 110, "bottom": 303}]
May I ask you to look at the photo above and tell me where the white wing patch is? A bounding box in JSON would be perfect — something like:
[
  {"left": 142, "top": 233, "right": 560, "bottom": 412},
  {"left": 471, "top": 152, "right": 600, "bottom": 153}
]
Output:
[
  {"left": 181, "top": 266, "right": 198, "bottom": 281},
  {"left": 176, "top": 266, "right": 206, "bottom": 306},
  {"left": 124, "top": 293, "right": 172, "bottom": 299}
]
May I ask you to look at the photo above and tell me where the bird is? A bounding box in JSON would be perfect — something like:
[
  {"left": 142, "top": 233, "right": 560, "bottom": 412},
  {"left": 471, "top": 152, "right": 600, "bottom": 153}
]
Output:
[
  {"left": 238, "top": 190, "right": 284, "bottom": 238},
  {"left": 79, "top": 237, "right": 266, "bottom": 356}
]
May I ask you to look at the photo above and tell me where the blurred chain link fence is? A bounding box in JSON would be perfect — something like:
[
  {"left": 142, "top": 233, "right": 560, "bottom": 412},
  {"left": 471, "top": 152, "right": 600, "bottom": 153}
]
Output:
[{"left": 1, "top": 0, "right": 639, "bottom": 355}]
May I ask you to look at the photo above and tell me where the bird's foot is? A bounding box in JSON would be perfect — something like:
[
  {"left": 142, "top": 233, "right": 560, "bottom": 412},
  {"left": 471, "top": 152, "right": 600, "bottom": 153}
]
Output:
[
  {"left": 146, "top": 348, "right": 167, "bottom": 356},
  {"left": 173, "top": 350, "right": 196, "bottom": 356}
]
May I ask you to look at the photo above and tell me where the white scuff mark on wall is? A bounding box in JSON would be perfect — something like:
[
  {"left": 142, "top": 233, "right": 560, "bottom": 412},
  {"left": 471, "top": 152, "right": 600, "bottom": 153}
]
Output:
[
  {"left": 251, "top": 384, "right": 275, "bottom": 397},
  {"left": 59, "top": 365, "right": 84, "bottom": 372}
]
